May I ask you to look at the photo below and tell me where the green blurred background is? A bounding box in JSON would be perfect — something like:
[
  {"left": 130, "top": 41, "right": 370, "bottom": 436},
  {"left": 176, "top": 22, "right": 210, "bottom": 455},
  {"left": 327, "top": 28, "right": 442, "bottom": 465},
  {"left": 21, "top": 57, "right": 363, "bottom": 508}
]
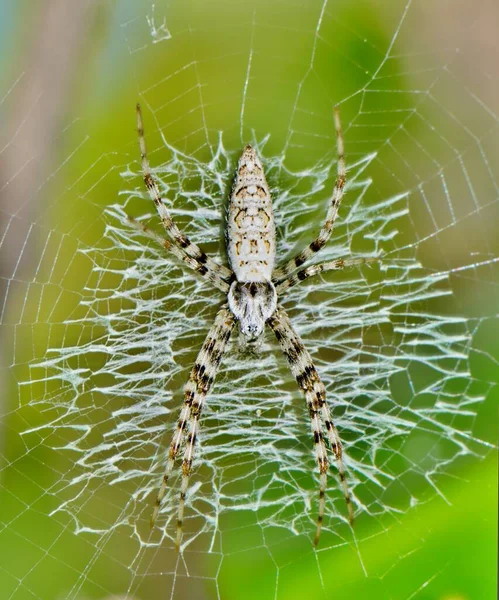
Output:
[{"left": 0, "top": 1, "right": 497, "bottom": 598}]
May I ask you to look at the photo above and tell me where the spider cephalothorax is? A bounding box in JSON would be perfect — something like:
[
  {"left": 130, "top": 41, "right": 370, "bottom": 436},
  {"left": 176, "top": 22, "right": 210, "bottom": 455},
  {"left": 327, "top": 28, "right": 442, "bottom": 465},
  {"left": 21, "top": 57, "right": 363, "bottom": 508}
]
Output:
[
  {"left": 130, "top": 103, "right": 376, "bottom": 551},
  {"left": 227, "top": 280, "right": 277, "bottom": 339}
]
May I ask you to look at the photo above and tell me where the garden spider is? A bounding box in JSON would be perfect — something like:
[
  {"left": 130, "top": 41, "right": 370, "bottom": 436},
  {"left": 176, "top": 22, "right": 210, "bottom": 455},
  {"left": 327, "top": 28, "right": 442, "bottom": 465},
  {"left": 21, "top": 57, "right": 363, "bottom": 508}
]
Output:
[{"left": 130, "top": 103, "right": 376, "bottom": 551}]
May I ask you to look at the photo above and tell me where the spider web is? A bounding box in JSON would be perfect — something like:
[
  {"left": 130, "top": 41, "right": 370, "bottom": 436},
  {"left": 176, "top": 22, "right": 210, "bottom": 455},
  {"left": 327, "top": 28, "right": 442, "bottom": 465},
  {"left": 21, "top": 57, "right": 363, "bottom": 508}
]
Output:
[{"left": 1, "top": 1, "right": 498, "bottom": 599}]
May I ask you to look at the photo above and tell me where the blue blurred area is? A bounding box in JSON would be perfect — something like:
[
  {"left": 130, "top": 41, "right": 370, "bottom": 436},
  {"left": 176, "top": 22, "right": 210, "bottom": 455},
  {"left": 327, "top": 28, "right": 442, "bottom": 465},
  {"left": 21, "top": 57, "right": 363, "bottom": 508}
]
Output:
[{"left": 0, "top": 2, "right": 16, "bottom": 74}]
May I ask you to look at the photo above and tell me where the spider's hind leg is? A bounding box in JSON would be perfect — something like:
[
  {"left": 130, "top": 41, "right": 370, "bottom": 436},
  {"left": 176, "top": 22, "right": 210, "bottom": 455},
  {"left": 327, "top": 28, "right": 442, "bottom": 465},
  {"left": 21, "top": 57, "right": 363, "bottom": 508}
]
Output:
[
  {"left": 135, "top": 103, "right": 233, "bottom": 288},
  {"left": 272, "top": 107, "right": 346, "bottom": 284},
  {"left": 126, "top": 214, "right": 232, "bottom": 293}
]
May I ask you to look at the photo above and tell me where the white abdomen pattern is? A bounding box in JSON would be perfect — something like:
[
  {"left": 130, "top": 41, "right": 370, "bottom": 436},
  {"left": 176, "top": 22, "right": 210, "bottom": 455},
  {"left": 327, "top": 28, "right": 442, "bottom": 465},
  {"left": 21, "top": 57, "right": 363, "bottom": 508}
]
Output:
[{"left": 227, "top": 145, "right": 276, "bottom": 282}]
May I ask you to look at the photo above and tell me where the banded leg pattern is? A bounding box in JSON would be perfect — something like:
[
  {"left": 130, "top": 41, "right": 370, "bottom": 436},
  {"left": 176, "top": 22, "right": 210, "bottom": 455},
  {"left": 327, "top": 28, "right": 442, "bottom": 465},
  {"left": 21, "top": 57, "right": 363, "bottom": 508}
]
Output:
[
  {"left": 136, "top": 103, "right": 233, "bottom": 286},
  {"left": 272, "top": 107, "right": 346, "bottom": 284},
  {"left": 126, "top": 214, "right": 231, "bottom": 293},
  {"left": 275, "top": 256, "right": 379, "bottom": 294},
  {"left": 150, "top": 305, "right": 235, "bottom": 551},
  {"left": 268, "top": 305, "right": 354, "bottom": 546}
]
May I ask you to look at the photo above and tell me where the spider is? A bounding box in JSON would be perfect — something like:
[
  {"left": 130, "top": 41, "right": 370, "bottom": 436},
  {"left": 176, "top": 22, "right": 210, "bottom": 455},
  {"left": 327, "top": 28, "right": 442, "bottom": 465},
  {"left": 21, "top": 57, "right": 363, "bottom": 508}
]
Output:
[{"left": 129, "top": 103, "right": 376, "bottom": 551}]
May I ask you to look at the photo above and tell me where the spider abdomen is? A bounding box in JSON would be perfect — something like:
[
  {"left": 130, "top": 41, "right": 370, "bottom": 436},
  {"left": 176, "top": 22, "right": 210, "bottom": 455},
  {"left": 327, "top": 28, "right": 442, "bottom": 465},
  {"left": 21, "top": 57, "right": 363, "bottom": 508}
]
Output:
[{"left": 227, "top": 145, "right": 276, "bottom": 282}]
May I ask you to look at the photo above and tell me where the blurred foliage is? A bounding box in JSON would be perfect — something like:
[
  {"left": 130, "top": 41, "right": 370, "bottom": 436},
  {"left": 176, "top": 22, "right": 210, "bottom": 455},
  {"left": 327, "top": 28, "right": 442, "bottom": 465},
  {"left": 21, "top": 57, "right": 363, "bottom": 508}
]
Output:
[{"left": 0, "top": 1, "right": 497, "bottom": 599}]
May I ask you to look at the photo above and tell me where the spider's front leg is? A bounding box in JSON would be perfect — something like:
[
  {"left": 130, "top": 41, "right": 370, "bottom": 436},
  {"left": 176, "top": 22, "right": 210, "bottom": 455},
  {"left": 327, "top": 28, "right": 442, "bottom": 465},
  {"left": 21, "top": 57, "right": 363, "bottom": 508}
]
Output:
[
  {"left": 268, "top": 305, "right": 354, "bottom": 546},
  {"left": 150, "top": 305, "right": 235, "bottom": 551}
]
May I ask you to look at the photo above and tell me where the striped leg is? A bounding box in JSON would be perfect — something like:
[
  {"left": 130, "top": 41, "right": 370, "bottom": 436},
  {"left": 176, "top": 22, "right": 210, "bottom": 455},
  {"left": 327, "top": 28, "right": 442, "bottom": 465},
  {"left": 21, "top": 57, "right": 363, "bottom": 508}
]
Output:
[
  {"left": 136, "top": 103, "right": 233, "bottom": 286},
  {"left": 275, "top": 256, "right": 379, "bottom": 294},
  {"left": 317, "top": 390, "right": 354, "bottom": 527},
  {"left": 268, "top": 305, "right": 353, "bottom": 547},
  {"left": 150, "top": 305, "right": 235, "bottom": 549},
  {"left": 175, "top": 305, "right": 235, "bottom": 550},
  {"left": 272, "top": 107, "right": 346, "bottom": 284},
  {"left": 126, "top": 215, "right": 231, "bottom": 293}
]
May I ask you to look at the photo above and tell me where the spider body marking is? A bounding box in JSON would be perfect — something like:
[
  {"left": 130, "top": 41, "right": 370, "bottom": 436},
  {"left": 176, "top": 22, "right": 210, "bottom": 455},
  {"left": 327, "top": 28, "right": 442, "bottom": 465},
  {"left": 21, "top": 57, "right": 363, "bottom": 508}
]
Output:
[
  {"left": 226, "top": 143, "right": 278, "bottom": 340},
  {"left": 227, "top": 144, "right": 276, "bottom": 282},
  {"left": 130, "top": 103, "right": 377, "bottom": 551},
  {"left": 227, "top": 280, "right": 277, "bottom": 339}
]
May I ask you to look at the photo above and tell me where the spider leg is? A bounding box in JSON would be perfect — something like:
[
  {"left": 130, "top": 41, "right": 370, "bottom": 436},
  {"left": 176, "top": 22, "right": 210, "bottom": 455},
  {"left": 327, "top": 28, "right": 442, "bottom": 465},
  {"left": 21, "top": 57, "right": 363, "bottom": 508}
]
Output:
[
  {"left": 150, "top": 305, "right": 235, "bottom": 551},
  {"left": 136, "top": 103, "right": 233, "bottom": 285},
  {"left": 126, "top": 214, "right": 231, "bottom": 293},
  {"left": 268, "top": 305, "right": 354, "bottom": 547},
  {"left": 175, "top": 305, "right": 235, "bottom": 550},
  {"left": 272, "top": 107, "right": 346, "bottom": 284},
  {"left": 275, "top": 256, "right": 379, "bottom": 294}
]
